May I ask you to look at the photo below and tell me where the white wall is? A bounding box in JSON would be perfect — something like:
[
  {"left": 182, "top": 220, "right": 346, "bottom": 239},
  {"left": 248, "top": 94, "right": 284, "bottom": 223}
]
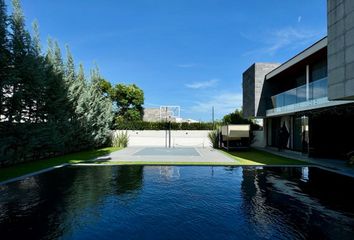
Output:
[{"left": 113, "top": 130, "right": 212, "bottom": 147}]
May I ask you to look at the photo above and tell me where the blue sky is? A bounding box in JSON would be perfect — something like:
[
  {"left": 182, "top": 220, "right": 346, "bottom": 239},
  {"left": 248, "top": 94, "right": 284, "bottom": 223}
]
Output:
[{"left": 8, "top": 0, "right": 327, "bottom": 121}]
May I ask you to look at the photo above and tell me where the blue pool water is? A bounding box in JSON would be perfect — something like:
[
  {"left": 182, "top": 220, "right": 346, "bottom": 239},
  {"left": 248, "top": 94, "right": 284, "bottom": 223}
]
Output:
[{"left": 0, "top": 166, "right": 354, "bottom": 240}]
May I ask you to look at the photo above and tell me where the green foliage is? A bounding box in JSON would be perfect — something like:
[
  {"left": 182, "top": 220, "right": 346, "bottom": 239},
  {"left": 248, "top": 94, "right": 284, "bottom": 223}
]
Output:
[
  {"left": 208, "top": 130, "right": 219, "bottom": 148},
  {"left": 222, "top": 109, "right": 262, "bottom": 131},
  {"left": 0, "top": 0, "right": 10, "bottom": 121},
  {"left": 112, "top": 131, "right": 129, "bottom": 148},
  {"left": 114, "top": 120, "right": 214, "bottom": 130},
  {"left": 98, "top": 78, "right": 113, "bottom": 97},
  {"left": 222, "top": 109, "right": 248, "bottom": 124},
  {"left": 98, "top": 80, "right": 144, "bottom": 121},
  {"left": 0, "top": 0, "right": 114, "bottom": 166},
  {"left": 0, "top": 147, "right": 121, "bottom": 182}
]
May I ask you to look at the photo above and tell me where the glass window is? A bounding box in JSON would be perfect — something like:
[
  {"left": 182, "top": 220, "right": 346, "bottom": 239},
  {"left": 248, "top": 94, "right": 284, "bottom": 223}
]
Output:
[
  {"left": 296, "top": 84, "right": 307, "bottom": 103},
  {"left": 311, "top": 59, "right": 327, "bottom": 82},
  {"left": 310, "top": 78, "right": 328, "bottom": 100}
]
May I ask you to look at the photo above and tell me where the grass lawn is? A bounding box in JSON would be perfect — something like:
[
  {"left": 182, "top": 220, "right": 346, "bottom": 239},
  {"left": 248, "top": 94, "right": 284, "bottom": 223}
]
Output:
[
  {"left": 0, "top": 147, "right": 121, "bottom": 182},
  {"left": 221, "top": 148, "right": 308, "bottom": 165}
]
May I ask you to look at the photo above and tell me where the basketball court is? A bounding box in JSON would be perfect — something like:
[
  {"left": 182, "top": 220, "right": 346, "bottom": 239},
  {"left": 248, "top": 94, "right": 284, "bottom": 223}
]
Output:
[{"left": 95, "top": 147, "right": 235, "bottom": 163}]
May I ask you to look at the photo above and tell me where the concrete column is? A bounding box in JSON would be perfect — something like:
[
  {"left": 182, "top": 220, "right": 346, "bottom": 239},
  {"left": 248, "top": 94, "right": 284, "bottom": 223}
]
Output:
[{"left": 306, "top": 65, "right": 310, "bottom": 100}]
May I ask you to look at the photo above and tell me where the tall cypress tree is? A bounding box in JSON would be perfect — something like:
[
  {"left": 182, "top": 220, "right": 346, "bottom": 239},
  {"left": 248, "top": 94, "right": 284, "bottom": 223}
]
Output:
[
  {"left": 44, "top": 39, "right": 71, "bottom": 153},
  {"left": 8, "top": 0, "right": 24, "bottom": 123},
  {"left": 0, "top": 0, "right": 10, "bottom": 121},
  {"left": 88, "top": 66, "right": 113, "bottom": 146},
  {"left": 65, "top": 45, "right": 75, "bottom": 83},
  {"left": 74, "top": 64, "right": 94, "bottom": 147},
  {"left": 64, "top": 45, "right": 86, "bottom": 150},
  {"left": 0, "top": 0, "right": 11, "bottom": 164},
  {"left": 5, "top": 0, "right": 33, "bottom": 161},
  {"left": 30, "top": 20, "right": 47, "bottom": 123},
  {"left": 1, "top": 0, "right": 115, "bottom": 165}
]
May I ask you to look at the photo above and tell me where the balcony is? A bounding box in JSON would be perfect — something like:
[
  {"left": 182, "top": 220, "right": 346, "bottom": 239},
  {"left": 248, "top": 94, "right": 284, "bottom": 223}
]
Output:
[{"left": 267, "top": 78, "right": 329, "bottom": 115}]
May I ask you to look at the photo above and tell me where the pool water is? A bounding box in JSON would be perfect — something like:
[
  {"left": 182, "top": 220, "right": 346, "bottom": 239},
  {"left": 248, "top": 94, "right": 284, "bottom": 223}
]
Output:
[{"left": 0, "top": 166, "right": 354, "bottom": 240}]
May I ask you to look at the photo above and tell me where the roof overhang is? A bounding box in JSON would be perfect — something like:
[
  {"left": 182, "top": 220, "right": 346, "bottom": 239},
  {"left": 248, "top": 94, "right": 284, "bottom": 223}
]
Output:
[{"left": 265, "top": 37, "right": 328, "bottom": 80}]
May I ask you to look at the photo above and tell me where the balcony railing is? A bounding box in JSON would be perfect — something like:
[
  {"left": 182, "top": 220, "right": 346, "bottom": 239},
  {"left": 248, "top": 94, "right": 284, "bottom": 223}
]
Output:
[{"left": 271, "top": 77, "right": 328, "bottom": 109}]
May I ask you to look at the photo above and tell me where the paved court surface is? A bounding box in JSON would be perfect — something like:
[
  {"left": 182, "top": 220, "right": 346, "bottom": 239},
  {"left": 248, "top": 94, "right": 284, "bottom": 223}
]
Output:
[{"left": 95, "top": 147, "right": 235, "bottom": 163}]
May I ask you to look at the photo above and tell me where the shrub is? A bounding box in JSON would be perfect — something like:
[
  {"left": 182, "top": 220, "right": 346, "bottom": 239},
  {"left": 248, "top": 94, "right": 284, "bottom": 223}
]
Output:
[
  {"left": 112, "top": 131, "right": 129, "bottom": 148},
  {"left": 208, "top": 130, "right": 219, "bottom": 148}
]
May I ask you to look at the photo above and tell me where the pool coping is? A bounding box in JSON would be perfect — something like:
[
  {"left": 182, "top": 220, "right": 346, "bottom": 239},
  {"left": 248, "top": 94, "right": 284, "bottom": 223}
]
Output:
[
  {"left": 1, "top": 162, "right": 354, "bottom": 186},
  {"left": 73, "top": 163, "right": 354, "bottom": 178},
  {"left": 0, "top": 164, "right": 69, "bottom": 186}
]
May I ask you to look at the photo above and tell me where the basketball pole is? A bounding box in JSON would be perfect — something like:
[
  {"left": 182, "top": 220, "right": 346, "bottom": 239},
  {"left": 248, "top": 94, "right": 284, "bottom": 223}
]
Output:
[{"left": 165, "top": 107, "right": 168, "bottom": 148}]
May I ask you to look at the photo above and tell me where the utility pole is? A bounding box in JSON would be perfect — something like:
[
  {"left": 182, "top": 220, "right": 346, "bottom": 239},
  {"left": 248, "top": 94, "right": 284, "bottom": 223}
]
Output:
[{"left": 212, "top": 106, "right": 215, "bottom": 130}]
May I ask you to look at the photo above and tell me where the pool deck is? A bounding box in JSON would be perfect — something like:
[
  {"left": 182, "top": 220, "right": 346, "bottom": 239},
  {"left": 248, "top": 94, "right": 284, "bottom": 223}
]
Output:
[
  {"left": 258, "top": 147, "right": 354, "bottom": 178},
  {"left": 94, "top": 147, "right": 236, "bottom": 163}
]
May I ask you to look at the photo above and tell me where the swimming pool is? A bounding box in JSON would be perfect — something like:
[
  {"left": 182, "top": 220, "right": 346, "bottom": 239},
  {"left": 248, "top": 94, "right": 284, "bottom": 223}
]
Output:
[{"left": 0, "top": 166, "right": 353, "bottom": 240}]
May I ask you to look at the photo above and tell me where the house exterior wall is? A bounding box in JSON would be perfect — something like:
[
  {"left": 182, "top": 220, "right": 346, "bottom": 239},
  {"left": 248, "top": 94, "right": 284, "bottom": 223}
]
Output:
[
  {"left": 242, "top": 64, "right": 255, "bottom": 119},
  {"left": 327, "top": 0, "right": 354, "bottom": 100},
  {"left": 242, "top": 63, "right": 280, "bottom": 118}
]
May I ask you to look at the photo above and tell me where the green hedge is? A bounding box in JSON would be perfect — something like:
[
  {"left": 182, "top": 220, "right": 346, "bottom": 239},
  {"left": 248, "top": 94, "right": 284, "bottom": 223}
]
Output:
[{"left": 114, "top": 121, "right": 214, "bottom": 130}]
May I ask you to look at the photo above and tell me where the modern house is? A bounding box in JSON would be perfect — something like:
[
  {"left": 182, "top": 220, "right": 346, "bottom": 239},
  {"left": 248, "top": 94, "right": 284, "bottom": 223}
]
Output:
[{"left": 243, "top": 0, "right": 354, "bottom": 159}]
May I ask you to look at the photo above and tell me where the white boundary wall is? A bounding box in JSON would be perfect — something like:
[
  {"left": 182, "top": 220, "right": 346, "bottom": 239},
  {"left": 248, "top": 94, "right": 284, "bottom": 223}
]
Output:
[{"left": 113, "top": 130, "right": 212, "bottom": 148}]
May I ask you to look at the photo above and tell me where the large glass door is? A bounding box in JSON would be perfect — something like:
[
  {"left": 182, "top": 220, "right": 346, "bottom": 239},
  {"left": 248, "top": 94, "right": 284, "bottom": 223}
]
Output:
[{"left": 293, "top": 116, "right": 309, "bottom": 153}]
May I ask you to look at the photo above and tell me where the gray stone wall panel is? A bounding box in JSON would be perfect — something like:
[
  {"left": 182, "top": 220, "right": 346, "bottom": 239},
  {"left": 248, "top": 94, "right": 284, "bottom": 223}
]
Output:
[{"left": 328, "top": 0, "right": 354, "bottom": 99}]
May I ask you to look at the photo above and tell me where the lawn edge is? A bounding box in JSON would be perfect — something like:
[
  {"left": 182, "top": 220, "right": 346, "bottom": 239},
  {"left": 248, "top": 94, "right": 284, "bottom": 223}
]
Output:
[
  {"left": 0, "top": 164, "right": 69, "bottom": 186},
  {"left": 0, "top": 147, "right": 122, "bottom": 184}
]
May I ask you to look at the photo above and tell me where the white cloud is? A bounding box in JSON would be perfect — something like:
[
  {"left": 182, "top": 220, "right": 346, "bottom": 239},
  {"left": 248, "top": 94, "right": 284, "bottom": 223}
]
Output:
[
  {"left": 188, "top": 92, "right": 242, "bottom": 116},
  {"left": 242, "top": 26, "right": 324, "bottom": 56},
  {"left": 185, "top": 79, "right": 219, "bottom": 89}
]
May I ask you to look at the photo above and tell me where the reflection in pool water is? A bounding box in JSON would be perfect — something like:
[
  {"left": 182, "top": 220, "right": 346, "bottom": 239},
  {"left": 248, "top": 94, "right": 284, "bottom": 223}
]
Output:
[{"left": 0, "top": 166, "right": 354, "bottom": 240}]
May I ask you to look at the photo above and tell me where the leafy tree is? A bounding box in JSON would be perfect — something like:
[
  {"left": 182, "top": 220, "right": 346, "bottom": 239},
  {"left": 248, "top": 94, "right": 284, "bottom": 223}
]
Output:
[
  {"left": 113, "top": 83, "right": 144, "bottom": 121},
  {"left": 98, "top": 78, "right": 113, "bottom": 98},
  {"left": 97, "top": 79, "right": 144, "bottom": 121},
  {"left": 222, "top": 109, "right": 249, "bottom": 125}
]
